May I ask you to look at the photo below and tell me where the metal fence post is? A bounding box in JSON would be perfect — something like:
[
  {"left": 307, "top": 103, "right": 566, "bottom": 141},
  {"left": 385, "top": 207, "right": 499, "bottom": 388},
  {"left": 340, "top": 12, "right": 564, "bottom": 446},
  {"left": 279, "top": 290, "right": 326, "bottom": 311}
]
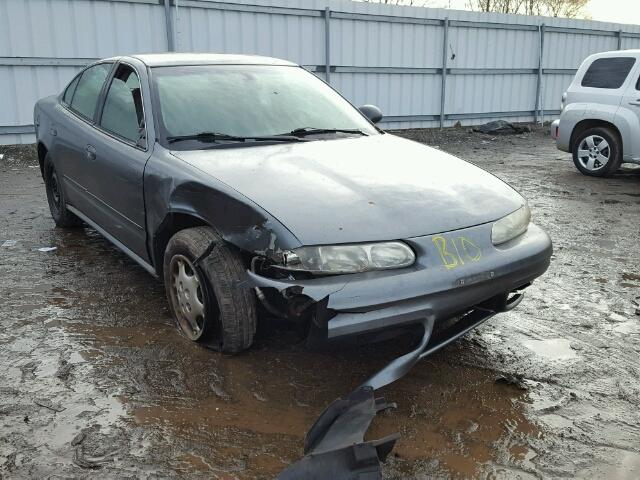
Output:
[
  {"left": 439, "top": 18, "right": 449, "bottom": 129},
  {"left": 324, "top": 7, "right": 331, "bottom": 83},
  {"left": 617, "top": 30, "right": 623, "bottom": 50},
  {"left": 535, "top": 24, "right": 545, "bottom": 124},
  {"left": 163, "top": 0, "right": 175, "bottom": 52}
]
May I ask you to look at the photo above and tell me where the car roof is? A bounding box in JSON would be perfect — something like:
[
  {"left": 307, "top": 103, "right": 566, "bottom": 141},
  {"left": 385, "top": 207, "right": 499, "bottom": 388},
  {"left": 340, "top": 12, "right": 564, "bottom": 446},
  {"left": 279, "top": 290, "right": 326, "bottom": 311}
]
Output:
[
  {"left": 123, "top": 53, "right": 297, "bottom": 67},
  {"left": 587, "top": 49, "right": 640, "bottom": 59}
]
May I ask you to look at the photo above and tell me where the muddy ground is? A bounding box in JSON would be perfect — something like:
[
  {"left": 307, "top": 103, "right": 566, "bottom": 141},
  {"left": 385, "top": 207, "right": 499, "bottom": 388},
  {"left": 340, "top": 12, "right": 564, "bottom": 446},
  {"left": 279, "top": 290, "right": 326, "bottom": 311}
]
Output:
[{"left": 1, "top": 125, "right": 639, "bottom": 479}]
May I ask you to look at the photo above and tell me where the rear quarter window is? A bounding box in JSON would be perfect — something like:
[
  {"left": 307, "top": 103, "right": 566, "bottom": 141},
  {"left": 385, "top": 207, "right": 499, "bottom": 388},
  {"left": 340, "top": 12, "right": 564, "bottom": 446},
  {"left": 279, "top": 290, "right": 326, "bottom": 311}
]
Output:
[
  {"left": 62, "top": 75, "right": 80, "bottom": 105},
  {"left": 581, "top": 57, "right": 636, "bottom": 89}
]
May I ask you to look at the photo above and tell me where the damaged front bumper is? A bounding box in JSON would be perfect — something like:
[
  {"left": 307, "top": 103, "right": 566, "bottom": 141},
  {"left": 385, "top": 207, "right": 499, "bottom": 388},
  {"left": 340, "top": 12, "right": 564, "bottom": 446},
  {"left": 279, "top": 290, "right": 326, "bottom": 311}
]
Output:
[
  {"left": 273, "top": 223, "right": 551, "bottom": 478},
  {"left": 247, "top": 222, "right": 553, "bottom": 340}
]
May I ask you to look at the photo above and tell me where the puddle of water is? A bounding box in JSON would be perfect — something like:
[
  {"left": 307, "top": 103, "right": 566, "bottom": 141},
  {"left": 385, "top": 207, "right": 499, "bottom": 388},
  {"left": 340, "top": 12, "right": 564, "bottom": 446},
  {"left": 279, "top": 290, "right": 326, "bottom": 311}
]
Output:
[
  {"left": 376, "top": 365, "right": 539, "bottom": 478},
  {"left": 521, "top": 338, "right": 579, "bottom": 361},
  {"left": 64, "top": 322, "right": 174, "bottom": 349},
  {"left": 126, "top": 341, "right": 540, "bottom": 478},
  {"left": 0, "top": 294, "right": 134, "bottom": 476},
  {"left": 45, "top": 395, "right": 127, "bottom": 451}
]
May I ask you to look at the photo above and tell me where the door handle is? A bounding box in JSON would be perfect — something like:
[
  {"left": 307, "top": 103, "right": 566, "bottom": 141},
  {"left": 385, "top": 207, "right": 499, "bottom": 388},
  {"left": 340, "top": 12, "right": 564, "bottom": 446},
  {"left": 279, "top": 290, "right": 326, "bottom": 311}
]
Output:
[
  {"left": 85, "top": 145, "right": 96, "bottom": 161},
  {"left": 630, "top": 100, "right": 640, "bottom": 106}
]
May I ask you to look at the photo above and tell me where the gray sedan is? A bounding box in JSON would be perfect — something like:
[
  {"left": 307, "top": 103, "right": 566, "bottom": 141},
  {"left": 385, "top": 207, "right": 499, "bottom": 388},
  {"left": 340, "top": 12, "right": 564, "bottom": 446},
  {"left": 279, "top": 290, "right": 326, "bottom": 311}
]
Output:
[{"left": 34, "top": 53, "right": 552, "bottom": 353}]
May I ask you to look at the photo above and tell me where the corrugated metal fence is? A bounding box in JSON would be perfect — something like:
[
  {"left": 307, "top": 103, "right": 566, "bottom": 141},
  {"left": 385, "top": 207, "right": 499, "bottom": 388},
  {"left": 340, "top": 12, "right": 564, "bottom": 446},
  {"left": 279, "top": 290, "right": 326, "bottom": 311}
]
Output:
[{"left": 2, "top": 0, "right": 640, "bottom": 144}]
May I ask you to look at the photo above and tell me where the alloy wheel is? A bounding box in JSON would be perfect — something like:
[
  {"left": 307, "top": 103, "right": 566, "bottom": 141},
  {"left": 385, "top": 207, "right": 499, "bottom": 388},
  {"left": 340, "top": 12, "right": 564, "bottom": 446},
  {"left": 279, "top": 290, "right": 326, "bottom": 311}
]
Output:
[{"left": 577, "top": 135, "right": 610, "bottom": 171}]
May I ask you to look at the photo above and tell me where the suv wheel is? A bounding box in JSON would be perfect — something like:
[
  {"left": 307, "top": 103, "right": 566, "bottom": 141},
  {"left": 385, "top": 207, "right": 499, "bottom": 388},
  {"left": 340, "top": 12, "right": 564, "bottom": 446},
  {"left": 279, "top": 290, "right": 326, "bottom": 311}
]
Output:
[
  {"left": 572, "top": 127, "right": 622, "bottom": 177},
  {"left": 163, "top": 227, "right": 256, "bottom": 353},
  {"left": 44, "top": 154, "right": 83, "bottom": 227}
]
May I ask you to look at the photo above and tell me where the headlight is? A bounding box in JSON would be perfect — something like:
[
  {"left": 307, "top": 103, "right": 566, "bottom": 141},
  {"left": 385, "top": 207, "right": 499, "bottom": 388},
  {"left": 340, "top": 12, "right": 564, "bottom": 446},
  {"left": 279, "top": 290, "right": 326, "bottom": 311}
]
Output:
[
  {"left": 492, "top": 204, "right": 531, "bottom": 245},
  {"left": 282, "top": 241, "right": 415, "bottom": 274}
]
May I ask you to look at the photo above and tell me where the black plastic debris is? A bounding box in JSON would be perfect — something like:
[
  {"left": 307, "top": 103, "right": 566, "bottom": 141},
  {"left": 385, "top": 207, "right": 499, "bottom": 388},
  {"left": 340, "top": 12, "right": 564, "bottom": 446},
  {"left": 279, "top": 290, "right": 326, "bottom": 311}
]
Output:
[
  {"left": 473, "top": 120, "right": 531, "bottom": 135},
  {"left": 360, "top": 318, "right": 434, "bottom": 391},
  {"left": 280, "top": 306, "right": 504, "bottom": 478},
  {"left": 277, "top": 386, "right": 399, "bottom": 480}
]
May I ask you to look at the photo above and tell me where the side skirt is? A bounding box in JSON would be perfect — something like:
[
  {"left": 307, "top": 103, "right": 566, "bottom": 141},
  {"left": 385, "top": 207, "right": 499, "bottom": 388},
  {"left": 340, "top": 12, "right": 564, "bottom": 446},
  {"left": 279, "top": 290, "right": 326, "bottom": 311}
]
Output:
[{"left": 67, "top": 204, "right": 157, "bottom": 277}]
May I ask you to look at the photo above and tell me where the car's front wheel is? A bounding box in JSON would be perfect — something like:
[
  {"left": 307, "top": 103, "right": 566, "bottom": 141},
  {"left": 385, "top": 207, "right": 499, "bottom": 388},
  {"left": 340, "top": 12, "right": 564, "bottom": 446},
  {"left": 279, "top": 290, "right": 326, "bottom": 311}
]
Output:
[
  {"left": 163, "top": 227, "right": 257, "bottom": 353},
  {"left": 44, "top": 154, "right": 82, "bottom": 227},
  {"left": 572, "top": 127, "right": 622, "bottom": 177}
]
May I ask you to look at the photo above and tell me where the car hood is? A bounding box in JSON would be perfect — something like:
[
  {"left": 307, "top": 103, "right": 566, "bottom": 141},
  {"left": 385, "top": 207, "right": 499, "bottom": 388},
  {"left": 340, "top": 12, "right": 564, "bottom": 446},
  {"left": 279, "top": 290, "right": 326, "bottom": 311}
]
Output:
[{"left": 172, "top": 134, "right": 524, "bottom": 245}]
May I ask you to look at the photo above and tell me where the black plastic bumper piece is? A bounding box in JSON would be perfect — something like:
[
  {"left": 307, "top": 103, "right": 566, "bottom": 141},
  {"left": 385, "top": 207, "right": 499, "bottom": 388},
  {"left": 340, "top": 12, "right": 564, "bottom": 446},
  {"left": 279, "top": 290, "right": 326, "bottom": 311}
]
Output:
[
  {"left": 277, "top": 386, "right": 399, "bottom": 480},
  {"left": 279, "top": 303, "right": 501, "bottom": 478}
]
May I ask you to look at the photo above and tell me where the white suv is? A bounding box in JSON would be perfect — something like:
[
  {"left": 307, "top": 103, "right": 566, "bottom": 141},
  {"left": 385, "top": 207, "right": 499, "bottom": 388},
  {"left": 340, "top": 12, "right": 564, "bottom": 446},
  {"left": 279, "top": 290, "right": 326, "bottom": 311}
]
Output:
[{"left": 551, "top": 50, "right": 640, "bottom": 176}]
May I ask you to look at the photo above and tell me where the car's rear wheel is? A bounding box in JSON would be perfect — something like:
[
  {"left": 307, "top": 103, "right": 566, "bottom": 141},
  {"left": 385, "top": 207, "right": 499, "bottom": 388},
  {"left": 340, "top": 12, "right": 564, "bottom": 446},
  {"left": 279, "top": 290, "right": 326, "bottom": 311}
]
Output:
[
  {"left": 44, "top": 154, "right": 83, "bottom": 227},
  {"left": 163, "top": 227, "right": 256, "bottom": 353},
  {"left": 572, "top": 127, "right": 622, "bottom": 177}
]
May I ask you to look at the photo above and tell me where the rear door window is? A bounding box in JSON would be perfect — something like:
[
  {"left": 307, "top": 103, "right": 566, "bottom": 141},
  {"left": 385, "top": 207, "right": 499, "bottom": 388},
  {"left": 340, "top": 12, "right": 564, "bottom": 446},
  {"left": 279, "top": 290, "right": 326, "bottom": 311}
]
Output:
[
  {"left": 581, "top": 57, "right": 636, "bottom": 89},
  {"left": 69, "top": 63, "right": 112, "bottom": 120},
  {"left": 99, "top": 64, "right": 145, "bottom": 146}
]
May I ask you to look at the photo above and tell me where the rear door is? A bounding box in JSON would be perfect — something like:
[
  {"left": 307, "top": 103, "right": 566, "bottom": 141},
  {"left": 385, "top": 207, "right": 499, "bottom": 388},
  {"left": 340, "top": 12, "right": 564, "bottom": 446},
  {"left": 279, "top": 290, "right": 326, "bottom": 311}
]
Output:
[
  {"left": 56, "top": 62, "right": 113, "bottom": 207},
  {"left": 84, "top": 61, "right": 151, "bottom": 261},
  {"left": 578, "top": 56, "right": 635, "bottom": 116},
  {"left": 618, "top": 60, "right": 640, "bottom": 160}
]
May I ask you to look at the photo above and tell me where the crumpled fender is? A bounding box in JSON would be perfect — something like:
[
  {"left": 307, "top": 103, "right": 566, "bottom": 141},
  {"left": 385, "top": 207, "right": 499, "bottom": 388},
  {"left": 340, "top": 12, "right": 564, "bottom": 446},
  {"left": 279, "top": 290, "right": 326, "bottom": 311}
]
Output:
[{"left": 144, "top": 148, "right": 302, "bottom": 269}]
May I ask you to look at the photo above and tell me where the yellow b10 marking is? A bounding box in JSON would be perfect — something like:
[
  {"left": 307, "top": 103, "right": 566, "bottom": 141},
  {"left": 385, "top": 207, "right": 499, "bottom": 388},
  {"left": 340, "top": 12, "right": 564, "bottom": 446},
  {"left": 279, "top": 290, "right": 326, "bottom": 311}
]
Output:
[{"left": 432, "top": 235, "right": 482, "bottom": 270}]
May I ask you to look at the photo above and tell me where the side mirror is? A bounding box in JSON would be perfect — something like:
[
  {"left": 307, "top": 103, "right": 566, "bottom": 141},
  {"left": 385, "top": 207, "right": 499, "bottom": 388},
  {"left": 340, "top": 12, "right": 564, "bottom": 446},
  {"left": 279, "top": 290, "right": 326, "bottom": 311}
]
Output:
[{"left": 359, "top": 104, "right": 383, "bottom": 124}]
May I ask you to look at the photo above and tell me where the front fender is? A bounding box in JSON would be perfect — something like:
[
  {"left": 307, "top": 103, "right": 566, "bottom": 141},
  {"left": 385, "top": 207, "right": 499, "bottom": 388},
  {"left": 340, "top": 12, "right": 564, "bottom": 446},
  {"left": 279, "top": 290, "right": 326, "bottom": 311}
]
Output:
[{"left": 144, "top": 148, "right": 302, "bottom": 268}]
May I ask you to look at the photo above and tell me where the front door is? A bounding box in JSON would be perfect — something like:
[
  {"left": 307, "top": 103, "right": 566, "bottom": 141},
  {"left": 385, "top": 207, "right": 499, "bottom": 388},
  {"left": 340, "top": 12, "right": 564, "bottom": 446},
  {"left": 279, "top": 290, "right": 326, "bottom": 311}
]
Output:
[{"left": 83, "top": 62, "right": 151, "bottom": 262}]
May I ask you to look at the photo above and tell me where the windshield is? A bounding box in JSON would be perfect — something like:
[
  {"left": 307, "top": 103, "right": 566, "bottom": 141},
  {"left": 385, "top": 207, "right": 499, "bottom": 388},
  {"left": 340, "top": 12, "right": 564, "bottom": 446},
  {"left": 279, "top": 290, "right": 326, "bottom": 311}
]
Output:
[{"left": 151, "top": 65, "right": 378, "bottom": 148}]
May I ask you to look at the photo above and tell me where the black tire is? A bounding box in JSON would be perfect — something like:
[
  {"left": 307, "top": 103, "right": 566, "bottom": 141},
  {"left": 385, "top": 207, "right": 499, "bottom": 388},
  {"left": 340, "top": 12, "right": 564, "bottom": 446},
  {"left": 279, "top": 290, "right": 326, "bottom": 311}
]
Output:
[
  {"left": 163, "top": 226, "right": 256, "bottom": 353},
  {"left": 572, "top": 127, "right": 622, "bottom": 177},
  {"left": 43, "top": 153, "right": 83, "bottom": 227}
]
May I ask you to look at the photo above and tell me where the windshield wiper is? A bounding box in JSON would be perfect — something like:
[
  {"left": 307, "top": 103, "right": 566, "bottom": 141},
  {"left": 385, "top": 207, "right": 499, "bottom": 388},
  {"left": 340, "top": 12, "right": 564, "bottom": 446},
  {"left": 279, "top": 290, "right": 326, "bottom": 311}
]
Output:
[
  {"left": 167, "top": 131, "right": 308, "bottom": 144},
  {"left": 280, "top": 127, "right": 369, "bottom": 138}
]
